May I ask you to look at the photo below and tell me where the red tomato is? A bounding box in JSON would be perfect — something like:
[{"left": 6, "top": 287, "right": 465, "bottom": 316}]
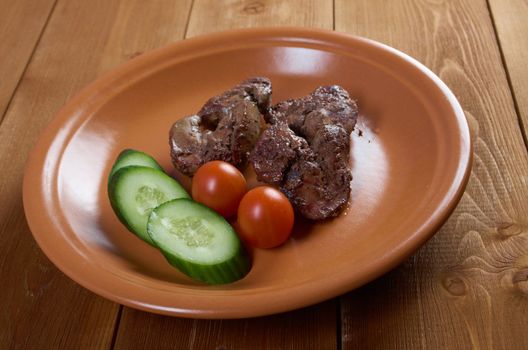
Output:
[
  {"left": 237, "top": 186, "right": 294, "bottom": 248},
  {"left": 192, "top": 161, "right": 247, "bottom": 218}
]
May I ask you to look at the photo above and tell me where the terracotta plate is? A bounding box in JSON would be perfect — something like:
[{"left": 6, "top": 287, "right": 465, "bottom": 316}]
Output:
[{"left": 23, "top": 28, "right": 471, "bottom": 319}]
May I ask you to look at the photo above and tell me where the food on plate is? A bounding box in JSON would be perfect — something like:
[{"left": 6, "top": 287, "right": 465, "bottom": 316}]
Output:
[
  {"left": 109, "top": 148, "right": 163, "bottom": 180},
  {"left": 237, "top": 186, "right": 294, "bottom": 249},
  {"left": 107, "top": 82, "right": 358, "bottom": 284},
  {"left": 147, "top": 199, "right": 250, "bottom": 284},
  {"left": 169, "top": 77, "right": 272, "bottom": 176},
  {"left": 108, "top": 153, "right": 190, "bottom": 245},
  {"left": 250, "top": 85, "right": 358, "bottom": 220},
  {"left": 192, "top": 161, "right": 247, "bottom": 218}
]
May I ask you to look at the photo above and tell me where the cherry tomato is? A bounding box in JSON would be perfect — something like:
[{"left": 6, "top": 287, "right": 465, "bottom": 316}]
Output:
[
  {"left": 237, "top": 186, "right": 294, "bottom": 248},
  {"left": 192, "top": 161, "right": 247, "bottom": 218}
]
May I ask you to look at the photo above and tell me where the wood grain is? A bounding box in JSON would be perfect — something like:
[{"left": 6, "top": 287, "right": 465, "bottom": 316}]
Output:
[
  {"left": 114, "top": 300, "right": 337, "bottom": 350},
  {"left": 0, "top": 0, "right": 56, "bottom": 120},
  {"left": 186, "top": 0, "right": 333, "bottom": 37},
  {"left": 113, "top": 1, "right": 336, "bottom": 349},
  {"left": 336, "top": 0, "right": 528, "bottom": 349},
  {"left": 488, "top": 0, "right": 528, "bottom": 143},
  {"left": 0, "top": 0, "right": 192, "bottom": 347}
]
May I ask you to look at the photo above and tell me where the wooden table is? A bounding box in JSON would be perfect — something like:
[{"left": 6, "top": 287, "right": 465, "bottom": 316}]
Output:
[{"left": 1, "top": 0, "right": 527, "bottom": 348}]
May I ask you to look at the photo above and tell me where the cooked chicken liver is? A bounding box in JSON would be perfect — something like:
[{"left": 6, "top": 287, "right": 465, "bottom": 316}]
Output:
[
  {"left": 169, "top": 77, "right": 271, "bottom": 176},
  {"left": 250, "top": 85, "right": 358, "bottom": 220}
]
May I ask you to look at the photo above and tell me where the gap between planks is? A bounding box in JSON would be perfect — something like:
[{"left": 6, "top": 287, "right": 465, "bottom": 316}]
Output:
[
  {"left": 332, "top": 0, "right": 336, "bottom": 31},
  {"left": 484, "top": 0, "right": 528, "bottom": 154},
  {"left": 110, "top": 306, "right": 123, "bottom": 350},
  {"left": 183, "top": 0, "right": 196, "bottom": 39},
  {"left": 0, "top": 0, "right": 58, "bottom": 127}
]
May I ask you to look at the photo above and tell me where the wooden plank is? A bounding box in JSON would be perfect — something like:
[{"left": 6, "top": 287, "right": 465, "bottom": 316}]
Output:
[
  {"left": 115, "top": 300, "right": 337, "bottom": 350},
  {"left": 114, "top": 1, "right": 336, "bottom": 349},
  {"left": 488, "top": 0, "right": 528, "bottom": 143},
  {"left": 0, "top": 0, "right": 56, "bottom": 120},
  {"left": 0, "top": 0, "right": 192, "bottom": 347},
  {"left": 336, "top": 0, "right": 528, "bottom": 349},
  {"left": 186, "top": 0, "right": 333, "bottom": 37}
]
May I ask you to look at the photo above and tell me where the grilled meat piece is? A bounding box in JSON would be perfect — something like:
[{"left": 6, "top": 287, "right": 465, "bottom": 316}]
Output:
[
  {"left": 170, "top": 77, "right": 271, "bottom": 176},
  {"left": 250, "top": 85, "right": 358, "bottom": 220}
]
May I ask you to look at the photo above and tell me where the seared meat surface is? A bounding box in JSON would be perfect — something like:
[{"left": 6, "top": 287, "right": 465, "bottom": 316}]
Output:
[
  {"left": 170, "top": 77, "right": 271, "bottom": 176},
  {"left": 250, "top": 86, "right": 358, "bottom": 220}
]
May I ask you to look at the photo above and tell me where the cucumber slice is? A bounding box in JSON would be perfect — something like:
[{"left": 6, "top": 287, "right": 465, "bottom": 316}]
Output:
[
  {"left": 147, "top": 199, "right": 250, "bottom": 284},
  {"left": 108, "top": 166, "right": 190, "bottom": 245},
  {"left": 109, "top": 149, "right": 163, "bottom": 180}
]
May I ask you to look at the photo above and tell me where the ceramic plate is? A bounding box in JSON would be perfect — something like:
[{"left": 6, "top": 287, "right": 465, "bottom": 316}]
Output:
[{"left": 23, "top": 28, "right": 471, "bottom": 318}]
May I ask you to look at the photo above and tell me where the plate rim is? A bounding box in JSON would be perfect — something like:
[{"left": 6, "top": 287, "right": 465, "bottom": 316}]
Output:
[{"left": 23, "top": 27, "right": 472, "bottom": 319}]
